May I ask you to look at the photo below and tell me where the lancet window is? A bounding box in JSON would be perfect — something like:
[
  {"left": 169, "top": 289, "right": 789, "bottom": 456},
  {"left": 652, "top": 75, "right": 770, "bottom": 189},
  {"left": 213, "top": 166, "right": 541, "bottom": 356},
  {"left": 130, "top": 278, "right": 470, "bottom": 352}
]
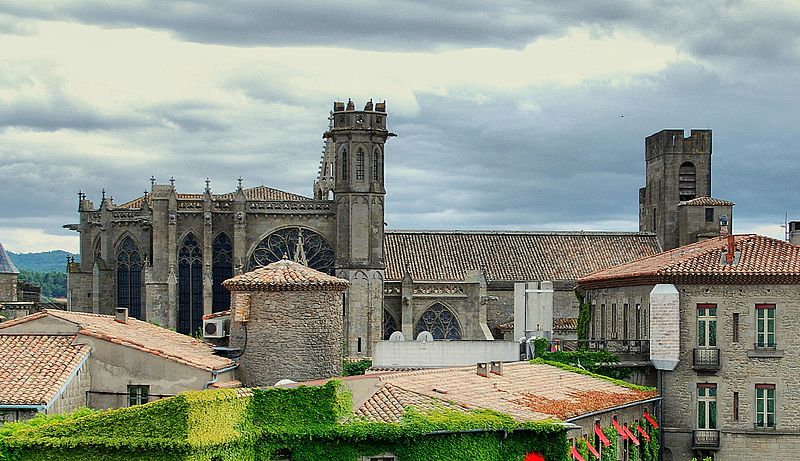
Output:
[
  {"left": 116, "top": 236, "right": 142, "bottom": 319},
  {"left": 212, "top": 233, "right": 233, "bottom": 313},
  {"left": 178, "top": 233, "right": 203, "bottom": 335}
]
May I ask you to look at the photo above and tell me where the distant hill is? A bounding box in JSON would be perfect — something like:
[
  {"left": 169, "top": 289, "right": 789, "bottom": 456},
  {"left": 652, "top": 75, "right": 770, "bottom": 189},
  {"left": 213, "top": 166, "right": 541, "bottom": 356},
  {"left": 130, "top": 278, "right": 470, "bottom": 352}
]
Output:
[{"left": 7, "top": 250, "right": 79, "bottom": 273}]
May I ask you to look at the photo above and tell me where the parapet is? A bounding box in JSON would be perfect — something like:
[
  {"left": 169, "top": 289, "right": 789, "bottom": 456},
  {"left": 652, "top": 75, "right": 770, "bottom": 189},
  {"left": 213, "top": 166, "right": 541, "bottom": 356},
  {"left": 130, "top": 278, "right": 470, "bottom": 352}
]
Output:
[
  {"left": 332, "top": 98, "right": 386, "bottom": 113},
  {"left": 645, "top": 129, "right": 711, "bottom": 159}
]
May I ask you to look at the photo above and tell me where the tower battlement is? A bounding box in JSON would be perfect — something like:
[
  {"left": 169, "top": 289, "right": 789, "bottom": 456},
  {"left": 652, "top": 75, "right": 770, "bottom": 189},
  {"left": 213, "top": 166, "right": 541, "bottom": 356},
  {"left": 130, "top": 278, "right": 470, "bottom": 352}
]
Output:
[
  {"left": 645, "top": 129, "right": 711, "bottom": 161},
  {"left": 328, "top": 99, "right": 388, "bottom": 132}
]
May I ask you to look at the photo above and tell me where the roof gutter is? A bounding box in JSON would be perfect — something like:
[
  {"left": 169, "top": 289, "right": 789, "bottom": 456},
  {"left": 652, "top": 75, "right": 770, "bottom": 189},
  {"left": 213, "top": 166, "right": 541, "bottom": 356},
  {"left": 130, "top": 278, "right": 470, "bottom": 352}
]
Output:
[
  {"left": 0, "top": 404, "right": 46, "bottom": 411},
  {"left": 205, "top": 362, "right": 239, "bottom": 389},
  {"left": 564, "top": 396, "right": 662, "bottom": 423},
  {"left": 426, "top": 421, "right": 580, "bottom": 437}
]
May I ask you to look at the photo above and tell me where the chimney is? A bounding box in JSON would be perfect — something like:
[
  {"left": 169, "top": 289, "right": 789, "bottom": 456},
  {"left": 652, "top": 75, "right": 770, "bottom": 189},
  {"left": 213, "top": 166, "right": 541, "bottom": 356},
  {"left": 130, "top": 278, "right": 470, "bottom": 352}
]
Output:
[
  {"left": 725, "top": 234, "right": 735, "bottom": 264},
  {"left": 476, "top": 362, "right": 489, "bottom": 377},
  {"left": 115, "top": 307, "right": 128, "bottom": 324},
  {"left": 490, "top": 361, "right": 504, "bottom": 376}
]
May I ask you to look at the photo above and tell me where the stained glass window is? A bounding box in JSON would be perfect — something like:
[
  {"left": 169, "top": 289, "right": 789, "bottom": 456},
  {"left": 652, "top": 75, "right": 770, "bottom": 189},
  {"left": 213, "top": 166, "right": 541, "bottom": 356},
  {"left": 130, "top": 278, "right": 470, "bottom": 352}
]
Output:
[
  {"left": 116, "top": 236, "right": 142, "bottom": 319},
  {"left": 212, "top": 233, "right": 233, "bottom": 313},
  {"left": 356, "top": 149, "right": 365, "bottom": 180},
  {"left": 415, "top": 303, "right": 462, "bottom": 340},
  {"left": 341, "top": 148, "right": 348, "bottom": 179},
  {"left": 178, "top": 233, "right": 203, "bottom": 335},
  {"left": 383, "top": 309, "right": 398, "bottom": 340},
  {"left": 248, "top": 227, "right": 335, "bottom": 274}
]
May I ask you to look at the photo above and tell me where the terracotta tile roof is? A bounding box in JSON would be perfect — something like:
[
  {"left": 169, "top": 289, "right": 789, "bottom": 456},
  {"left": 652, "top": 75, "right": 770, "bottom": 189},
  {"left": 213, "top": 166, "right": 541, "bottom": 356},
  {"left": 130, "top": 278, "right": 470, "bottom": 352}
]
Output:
[
  {"left": 553, "top": 318, "right": 578, "bottom": 331},
  {"left": 1, "top": 310, "right": 234, "bottom": 372},
  {"left": 678, "top": 196, "right": 735, "bottom": 207},
  {"left": 579, "top": 234, "right": 800, "bottom": 289},
  {"left": 0, "top": 335, "right": 90, "bottom": 406},
  {"left": 118, "top": 185, "right": 311, "bottom": 209},
  {"left": 202, "top": 310, "right": 231, "bottom": 320},
  {"left": 223, "top": 259, "right": 349, "bottom": 292},
  {"left": 0, "top": 242, "right": 19, "bottom": 274},
  {"left": 384, "top": 231, "right": 661, "bottom": 282},
  {"left": 354, "top": 383, "right": 470, "bottom": 422},
  {"left": 354, "top": 362, "right": 656, "bottom": 422}
]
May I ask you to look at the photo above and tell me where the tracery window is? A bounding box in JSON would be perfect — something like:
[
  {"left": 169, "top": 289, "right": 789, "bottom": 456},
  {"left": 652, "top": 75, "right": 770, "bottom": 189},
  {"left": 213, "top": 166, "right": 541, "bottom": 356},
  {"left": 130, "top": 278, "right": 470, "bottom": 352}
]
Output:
[
  {"left": 373, "top": 148, "right": 381, "bottom": 182},
  {"left": 415, "top": 303, "right": 462, "bottom": 340},
  {"left": 178, "top": 233, "right": 203, "bottom": 335},
  {"left": 356, "top": 149, "right": 365, "bottom": 180},
  {"left": 247, "top": 227, "right": 335, "bottom": 274},
  {"left": 212, "top": 233, "right": 233, "bottom": 313},
  {"left": 679, "top": 162, "right": 697, "bottom": 201},
  {"left": 116, "top": 236, "right": 142, "bottom": 319},
  {"left": 383, "top": 309, "right": 398, "bottom": 340},
  {"left": 341, "top": 148, "right": 348, "bottom": 179}
]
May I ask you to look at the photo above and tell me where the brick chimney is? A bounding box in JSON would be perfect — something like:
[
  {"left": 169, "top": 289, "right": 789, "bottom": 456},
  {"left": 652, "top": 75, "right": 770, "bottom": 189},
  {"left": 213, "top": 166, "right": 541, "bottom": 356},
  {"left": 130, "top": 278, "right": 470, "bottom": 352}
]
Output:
[
  {"left": 725, "top": 234, "right": 735, "bottom": 264},
  {"left": 115, "top": 307, "right": 128, "bottom": 324}
]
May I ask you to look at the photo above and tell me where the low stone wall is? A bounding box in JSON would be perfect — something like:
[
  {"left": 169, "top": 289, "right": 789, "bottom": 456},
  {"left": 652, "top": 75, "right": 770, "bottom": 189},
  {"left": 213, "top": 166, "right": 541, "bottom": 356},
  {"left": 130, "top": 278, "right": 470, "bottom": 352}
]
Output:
[{"left": 372, "top": 340, "right": 519, "bottom": 368}]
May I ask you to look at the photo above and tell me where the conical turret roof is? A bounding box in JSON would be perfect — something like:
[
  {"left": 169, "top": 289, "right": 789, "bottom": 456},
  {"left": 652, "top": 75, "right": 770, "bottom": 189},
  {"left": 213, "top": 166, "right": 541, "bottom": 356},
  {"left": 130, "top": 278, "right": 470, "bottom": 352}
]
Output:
[
  {"left": 223, "top": 259, "right": 348, "bottom": 292},
  {"left": 0, "top": 243, "right": 19, "bottom": 274}
]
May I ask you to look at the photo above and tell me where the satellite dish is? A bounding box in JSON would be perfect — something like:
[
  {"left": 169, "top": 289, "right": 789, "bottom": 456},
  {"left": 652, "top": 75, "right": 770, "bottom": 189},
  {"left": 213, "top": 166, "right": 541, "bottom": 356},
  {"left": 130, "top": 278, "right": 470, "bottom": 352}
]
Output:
[
  {"left": 274, "top": 379, "right": 296, "bottom": 387},
  {"left": 389, "top": 331, "right": 405, "bottom": 342},
  {"left": 416, "top": 331, "right": 434, "bottom": 342}
]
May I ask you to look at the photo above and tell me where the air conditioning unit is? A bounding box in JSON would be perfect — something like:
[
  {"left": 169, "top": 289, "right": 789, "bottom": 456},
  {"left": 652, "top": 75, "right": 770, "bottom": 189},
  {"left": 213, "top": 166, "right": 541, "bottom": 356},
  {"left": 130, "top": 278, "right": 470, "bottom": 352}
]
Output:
[{"left": 203, "top": 318, "right": 229, "bottom": 339}]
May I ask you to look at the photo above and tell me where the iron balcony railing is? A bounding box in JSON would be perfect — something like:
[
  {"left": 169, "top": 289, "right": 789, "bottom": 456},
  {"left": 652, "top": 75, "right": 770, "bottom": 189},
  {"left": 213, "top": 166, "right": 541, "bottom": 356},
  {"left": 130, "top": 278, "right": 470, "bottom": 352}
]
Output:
[
  {"left": 692, "top": 348, "right": 720, "bottom": 370},
  {"left": 547, "top": 339, "right": 649, "bottom": 355},
  {"left": 692, "top": 429, "right": 720, "bottom": 449}
]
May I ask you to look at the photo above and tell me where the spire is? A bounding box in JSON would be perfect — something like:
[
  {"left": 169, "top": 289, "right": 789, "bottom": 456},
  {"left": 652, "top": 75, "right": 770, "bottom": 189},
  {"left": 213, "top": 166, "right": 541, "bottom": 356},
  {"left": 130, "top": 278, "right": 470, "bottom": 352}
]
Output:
[
  {"left": 205, "top": 177, "right": 211, "bottom": 195},
  {"left": 237, "top": 176, "right": 244, "bottom": 191},
  {"left": 0, "top": 242, "right": 19, "bottom": 274}
]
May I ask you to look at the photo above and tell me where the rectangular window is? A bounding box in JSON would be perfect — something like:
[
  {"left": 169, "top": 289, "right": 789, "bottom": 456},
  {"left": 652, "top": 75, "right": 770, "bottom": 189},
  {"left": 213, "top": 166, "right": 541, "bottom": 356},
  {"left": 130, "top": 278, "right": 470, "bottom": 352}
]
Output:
[
  {"left": 623, "top": 303, "right": 629, "bottom": 341},
  {"left": 341, "top": 150, "right": 348, "bottom": 178},
  {"left": 697, "top": 384, "right": 717, "bottom": 429},
  {"left": 732, "top": 313, "right": 740, "bottom": 343},
  {"left": 611, "top": 303, "right": 617, "bottom": 339},
  {"left": 372, "top": 151, "right": 381, "bottom": 182},
  {"left": 600, "top": 304, "right": 606, "bottom": 340},
  {"left": 733, "top": 392, "right": 739, "bottom": 421},
  {"left": 756, "top": 304, "right": 776, "bottom": 348},
  {"left": 705, "top": 207, "right": 714, "bottom": 222},
  {"left": 755, "top": 384, "right": 776, "bottom": 428},
  {"left": 697, "top": 304, "right": 717, "bottom": 347},
  {"left": 356, "top": 150, "right": 365, "bottom": 180},
  {"left": 128, "top": 385, "right": 149, "bottom": 407},
  {"left": 635, "top": 303, "right": 642, "bottom": 340},
  {"left": 357, "top": 337, "right": 362, "bottom": 353}
]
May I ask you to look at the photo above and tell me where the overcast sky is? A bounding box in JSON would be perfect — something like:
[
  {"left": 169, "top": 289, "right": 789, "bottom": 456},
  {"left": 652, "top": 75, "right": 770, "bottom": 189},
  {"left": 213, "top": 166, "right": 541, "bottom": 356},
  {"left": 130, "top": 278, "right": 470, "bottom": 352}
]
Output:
[{"left": 1, "top": 1, "right": 798, "bottom": 253}]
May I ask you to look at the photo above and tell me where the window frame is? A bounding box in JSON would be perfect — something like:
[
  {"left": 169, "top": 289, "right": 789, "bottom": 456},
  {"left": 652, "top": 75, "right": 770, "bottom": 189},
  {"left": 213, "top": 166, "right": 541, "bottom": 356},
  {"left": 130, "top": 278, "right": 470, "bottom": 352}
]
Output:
[
  {"left": 755, "top": 304, "right": 776, "bottom": 349},
  {"left": 697, "top": 303, "right": 717, "bottom": 348},
  {"left": 696, "top": 383, "right": 717, "bottom": 430},
  {"left": 128, "top": 385, "right": 149, "bottom": 407},
  {"left": 755, "top": 384, "right": 776, "bottom": 429}
]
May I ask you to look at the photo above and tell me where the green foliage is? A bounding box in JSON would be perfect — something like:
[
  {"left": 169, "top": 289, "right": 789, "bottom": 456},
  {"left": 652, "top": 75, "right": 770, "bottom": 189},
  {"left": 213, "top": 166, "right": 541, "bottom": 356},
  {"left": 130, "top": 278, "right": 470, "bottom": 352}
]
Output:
[
  {"left": 532, "top": 337, "right": 548, "bottom": 357},
  {"left": 17, "top": 270, "right": 67, "bottom": 298},
  {"left": 343, "top": 359, "right": 372, "bottom": 376},
  {"left": 7, "top": 251, "right": 77, "bottom": 273},
  {"left": 600, "top": 426, "right": 617, "bottom": 461},
  {"left": 537, "top": 350, "right": 633, "bottom": 381},
  {"left": 575, "top": 291, "right": 591, "bottom": 342},
  {"left": 531, "top": 358, "right": 656, "bottom": 393}
]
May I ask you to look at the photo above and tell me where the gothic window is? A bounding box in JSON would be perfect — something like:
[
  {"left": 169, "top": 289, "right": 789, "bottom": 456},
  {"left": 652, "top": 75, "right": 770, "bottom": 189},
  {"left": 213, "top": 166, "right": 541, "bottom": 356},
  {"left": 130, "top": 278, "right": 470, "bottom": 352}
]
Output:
[
  {"left": 212, "top": 233, "right": 233, "bottom": 313},
  {"left": 373, "top": 148, "right": 381, "bottom": 182},
  {"left": 679, "top": 162, "right": 697, "bottom": 201},
  {"left": 356, "top": 149, "right": 365, "bottom": 180},
  {"left": 116, "top": 236, "right": 142, "bottom": 319},
  {"left": 415, "top": 303, "right": 462, "bottom": 340},
  {"left": 178, "top": 233, "right": 203, "bottom": 335},
  {"left": 341, "top": 148, "right": 348, "bottom": 179},
  {"left": 248, "top": 227, "right": 335, "bottom": 274},
  {"left": 93, "top": 238, "right": 102, "bottom": 262},
  {"left": 383, "top": 309, "right": 398, "bottom": 340}
]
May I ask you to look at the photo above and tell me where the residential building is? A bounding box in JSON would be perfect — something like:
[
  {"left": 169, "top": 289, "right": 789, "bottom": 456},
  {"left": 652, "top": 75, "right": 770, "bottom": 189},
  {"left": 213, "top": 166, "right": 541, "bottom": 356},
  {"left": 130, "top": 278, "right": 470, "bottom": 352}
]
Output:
[
  {"left": 0, "top": 308, "right": 237, "bottom": 423},
  {"left": 577, "top": 234, "right": 800, "bottom": 460}
]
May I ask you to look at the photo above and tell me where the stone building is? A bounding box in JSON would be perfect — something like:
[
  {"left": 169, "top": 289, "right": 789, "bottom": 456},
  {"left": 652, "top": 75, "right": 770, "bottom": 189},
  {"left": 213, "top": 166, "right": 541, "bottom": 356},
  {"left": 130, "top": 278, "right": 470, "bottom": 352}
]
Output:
[
  {"left": 65, "top": 99, "right": 389, "bottom": 356},
  {"left": 223, "top": 258, "right": 349, "bottom": 387},
  {"left": 0, "top": 308, "right": 237, "bottom": 423},
  {"left": 0, "top": 242, "right": 19, "bottom": 303},
  {"left": 577, "top": 234, "right": 800, "bottom": 461},
  {"left": 639, "top": 129, "right": 733, "bottom": 250}
]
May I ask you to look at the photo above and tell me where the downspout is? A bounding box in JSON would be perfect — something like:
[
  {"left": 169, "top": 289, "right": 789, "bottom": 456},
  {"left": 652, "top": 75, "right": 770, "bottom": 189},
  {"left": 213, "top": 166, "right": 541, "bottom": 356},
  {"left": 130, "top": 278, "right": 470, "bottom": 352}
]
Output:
[{"left": 205, "top": 363, "right": 240, "bottom": 389}]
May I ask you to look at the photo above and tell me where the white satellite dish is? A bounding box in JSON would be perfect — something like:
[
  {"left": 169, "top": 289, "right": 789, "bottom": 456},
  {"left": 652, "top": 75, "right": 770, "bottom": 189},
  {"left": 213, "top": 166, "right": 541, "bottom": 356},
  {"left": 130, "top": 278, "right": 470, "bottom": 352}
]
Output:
[
  {"left": 416, "top": 331, "right": 434, "bottom": 342},
  {"left": 389, "top": 331, "right": 405, "bottom": 342}
]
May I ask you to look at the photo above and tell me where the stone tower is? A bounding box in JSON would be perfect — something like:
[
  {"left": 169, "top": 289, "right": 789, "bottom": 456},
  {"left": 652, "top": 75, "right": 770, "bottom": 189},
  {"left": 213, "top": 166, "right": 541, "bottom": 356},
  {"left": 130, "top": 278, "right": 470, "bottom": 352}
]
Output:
[
  {"left": 326, "top": 99, "right": 393, "bottom": 356},
  {"left": 639, "top": 130, "right": 712, "bottom": 250},
  {"left": 223, "top": 259, "right": 349, "bottom": 387}
]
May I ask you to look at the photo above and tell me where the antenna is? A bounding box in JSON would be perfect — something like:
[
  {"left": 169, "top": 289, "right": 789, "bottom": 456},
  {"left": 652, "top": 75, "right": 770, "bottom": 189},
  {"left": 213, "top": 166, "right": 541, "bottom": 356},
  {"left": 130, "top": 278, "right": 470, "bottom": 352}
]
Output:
[{"left": 781, "top": 211, "right": 789, "bottom": 241}]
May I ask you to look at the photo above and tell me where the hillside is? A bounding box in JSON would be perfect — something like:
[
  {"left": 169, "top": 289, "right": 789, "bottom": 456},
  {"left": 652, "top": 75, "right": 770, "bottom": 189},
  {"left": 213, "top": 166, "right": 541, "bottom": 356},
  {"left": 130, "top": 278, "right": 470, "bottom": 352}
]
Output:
[{"left": 7, "top": 250, "right": 79, "bottom": 273}]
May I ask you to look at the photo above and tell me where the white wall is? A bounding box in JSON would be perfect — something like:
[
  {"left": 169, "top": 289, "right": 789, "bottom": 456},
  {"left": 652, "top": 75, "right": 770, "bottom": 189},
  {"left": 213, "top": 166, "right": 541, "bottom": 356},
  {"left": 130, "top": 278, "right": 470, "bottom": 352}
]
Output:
[{"left": 372, "top": 340, "right": 519, "bottom": 368}]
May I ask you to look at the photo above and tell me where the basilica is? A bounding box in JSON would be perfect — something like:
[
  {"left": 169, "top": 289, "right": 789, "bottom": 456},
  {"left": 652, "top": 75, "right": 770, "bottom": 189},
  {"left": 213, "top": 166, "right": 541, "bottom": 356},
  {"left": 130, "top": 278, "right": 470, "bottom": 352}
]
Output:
[{"left": 66, "top": 100, "right": 725, "bottom": 356}]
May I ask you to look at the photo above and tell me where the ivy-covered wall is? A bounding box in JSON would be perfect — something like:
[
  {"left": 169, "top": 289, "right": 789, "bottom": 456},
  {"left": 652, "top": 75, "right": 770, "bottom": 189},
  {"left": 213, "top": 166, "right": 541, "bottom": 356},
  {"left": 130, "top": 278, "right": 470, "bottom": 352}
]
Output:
[{"left": 0, "top": 381, "right": 572, "bottom": 461}]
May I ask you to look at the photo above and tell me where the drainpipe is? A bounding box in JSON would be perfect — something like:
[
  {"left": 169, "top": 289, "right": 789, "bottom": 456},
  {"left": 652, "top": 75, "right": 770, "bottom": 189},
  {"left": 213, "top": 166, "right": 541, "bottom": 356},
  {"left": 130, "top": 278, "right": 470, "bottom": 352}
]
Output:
[{"left": 205, "top": 363, "right": 240, "bottom": 389}]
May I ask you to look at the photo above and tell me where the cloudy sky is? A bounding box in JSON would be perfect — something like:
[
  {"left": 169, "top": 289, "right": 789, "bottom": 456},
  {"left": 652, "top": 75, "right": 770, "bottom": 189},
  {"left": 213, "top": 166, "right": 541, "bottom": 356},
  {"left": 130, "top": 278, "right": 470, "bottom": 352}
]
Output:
[{"left": 1, "top": 1, "right": 798, "bottom": 253}]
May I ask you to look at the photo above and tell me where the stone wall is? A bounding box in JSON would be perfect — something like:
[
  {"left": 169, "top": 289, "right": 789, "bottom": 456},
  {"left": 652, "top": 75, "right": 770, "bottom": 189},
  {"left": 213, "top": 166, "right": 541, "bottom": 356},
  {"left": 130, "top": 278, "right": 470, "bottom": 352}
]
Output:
[
  {"left": 48, "top": 361, "right": 91, "bottom": 415},
  {"left": 234, "top": 290, "right": 343, "bottom": 387},
  {"left": 0, "top": 409, "right": 36, "bottom": 426},
  {"left": 0, "top": 273, "right": 18, "bottom": 302}
]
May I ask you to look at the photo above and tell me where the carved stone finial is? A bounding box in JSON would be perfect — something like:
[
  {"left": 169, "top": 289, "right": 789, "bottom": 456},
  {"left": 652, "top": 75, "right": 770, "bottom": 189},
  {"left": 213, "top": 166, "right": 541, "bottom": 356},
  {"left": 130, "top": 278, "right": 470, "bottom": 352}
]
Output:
[
  {"left": 150, "top": 176, "right": 156, "bottom": 187},
  {"left": 169, "top": 176, "right": 175, "bottom": 187},
  {"left": 237, "top": 176, "right": 243, "bottom": 190},
  {"left": 101, "top": 188, "right": 106, "bottom": 201},
  {"left": 205, "top": 177, "right": 211, "bottom": 193}
]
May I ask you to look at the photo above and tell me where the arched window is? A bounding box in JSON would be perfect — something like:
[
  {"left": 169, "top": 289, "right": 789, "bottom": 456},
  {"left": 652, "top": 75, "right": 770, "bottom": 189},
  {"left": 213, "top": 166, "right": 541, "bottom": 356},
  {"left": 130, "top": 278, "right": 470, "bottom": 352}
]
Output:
[
  {"left": 93, "top": 238, "right": 102, "bottom": 262},
  {"left": 116, "top": 236, "right": 142, "bottom": 319},
  {"left": 212, "top": 233, "right": 233, "bottom": 313},
  {"left": 178, "top": 233, "right": 203, "bottom": 335},
  {"left": 383, "top": 309, "right": 398, "bottom": 340},
  {"left": 679, "top": 162, "right": 697, "bottom": 201},
  {"left": 373, "top": 148, "right": 381, "bottom": 182},
  {"left": 341, "top": 148, "right": 348, "bottom": 179},
  {"left": 248, "top": 227, "right": 335, "bottom": 274},
  {"left": 415, "top": 303, "right": 462, "bottom": 340},
  {"left": 356, "top": 149, "right": 365, "bottom": 180}
]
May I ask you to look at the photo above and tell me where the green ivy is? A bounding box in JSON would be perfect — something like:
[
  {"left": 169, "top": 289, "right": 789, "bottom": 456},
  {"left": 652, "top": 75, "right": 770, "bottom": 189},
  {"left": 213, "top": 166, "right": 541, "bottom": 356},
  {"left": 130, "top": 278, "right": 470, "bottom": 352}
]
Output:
[
  {"left": 575, "top": 291, "right": 591, "bottom": 343},
  {"left": 537, "top": 350, "right": 633, "bottom": 382},
  {"left": 532, "top": 337, "right": 548, "bottom": 358},
  {"left": 530, "top": 358, "right": 656, "bottom": 393},
  {"left": 343, "top": 359, "right": 372, "bottom": 376}
]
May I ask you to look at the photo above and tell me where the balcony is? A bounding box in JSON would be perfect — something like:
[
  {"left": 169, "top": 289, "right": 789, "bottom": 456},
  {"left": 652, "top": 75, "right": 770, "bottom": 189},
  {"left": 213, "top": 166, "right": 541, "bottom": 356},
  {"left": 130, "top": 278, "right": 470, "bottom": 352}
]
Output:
[
  {"left": 692, "top": 348, "right": 720, "bottom": 371},
  {"left": 547, "top": 340, "right": 650, "bottom": 362},
  {"left": 692, "top": 429, "right": 720, "bottom": 450}
]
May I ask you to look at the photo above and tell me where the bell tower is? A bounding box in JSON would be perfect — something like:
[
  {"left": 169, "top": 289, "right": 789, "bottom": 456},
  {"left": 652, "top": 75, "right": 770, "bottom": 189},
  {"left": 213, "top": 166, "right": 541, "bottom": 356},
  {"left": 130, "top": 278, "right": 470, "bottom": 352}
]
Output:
[{"left": 327, "top": 99, "right": 394, "bottom": 356}]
